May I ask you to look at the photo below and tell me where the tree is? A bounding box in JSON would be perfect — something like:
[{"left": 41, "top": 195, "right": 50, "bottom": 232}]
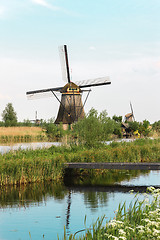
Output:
[
  {"left": 2, "top": 103, "right": 18, "bottom": 127},
  {"left": 138, "top": 120, "right": 151, "bottom": 137},
  {"left": 72, "top": 108, "right": 115, "bottom": 147},
  {"left": 152, "top": 120, "right": 160, "bottom": 132},
  {"left": 112, "top": 115, "right": 122, "bottom": 123},
  {"left": 72, "top": 108, "right": 101, "bottom": 147},
  {"left": 112, "top": 115, "right": 123, "bottom": 138},
  {"left": 43, "top": 118, "right": 64, "bottom": 140},
  {"left": 128, "top": 121, "right": 139, "bottom": 132}
]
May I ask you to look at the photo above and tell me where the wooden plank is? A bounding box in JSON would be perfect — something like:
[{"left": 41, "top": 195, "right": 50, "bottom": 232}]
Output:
[{"left": 64, "top": 162, "right": 160, "bottom": 170}]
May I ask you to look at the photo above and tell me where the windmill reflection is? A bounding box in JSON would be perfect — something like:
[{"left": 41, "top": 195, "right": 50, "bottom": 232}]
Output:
[{"left": 65, "top": 190, "right": 72, "bottom": 235}]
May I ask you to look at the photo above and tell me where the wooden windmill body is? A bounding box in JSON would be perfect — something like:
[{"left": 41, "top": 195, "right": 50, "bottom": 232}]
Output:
[
  {"left": 26, "top": 45, "right": 111, "bottom": 129},
  {"left": 55, "top": 82, "right": 85, "bottom": 129}
]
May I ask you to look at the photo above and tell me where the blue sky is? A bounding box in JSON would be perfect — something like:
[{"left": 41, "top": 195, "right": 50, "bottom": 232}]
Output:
[{"left": 0, "top": 0, "right": 160, "bottom": 123}]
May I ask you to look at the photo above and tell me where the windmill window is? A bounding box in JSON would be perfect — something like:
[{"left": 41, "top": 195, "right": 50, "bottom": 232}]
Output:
[{"left": 68, "top": 87, "right": 78, "bottom": 91}]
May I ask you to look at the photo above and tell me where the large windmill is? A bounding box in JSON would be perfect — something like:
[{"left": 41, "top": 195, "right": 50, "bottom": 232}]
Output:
[{"left": 26, "top": 45, "right": 111, "bottom": 129}]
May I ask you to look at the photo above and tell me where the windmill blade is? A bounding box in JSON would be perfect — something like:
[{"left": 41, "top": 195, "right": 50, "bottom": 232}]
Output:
[
  {"left": 59, "top": 45, "right": 68, "bottom": 82},
  {"left": 26, "top": 86, "right": 62, "bottom": 100},
  {"left": 130, "top": 102, "right": 133, "bottom": 114},
  {"left": 130, "top": 102, "right": 135, "bottom": 121},
  {"left": 75, "top": 77, "right": 111, "bottom": 89},
  {"left": 59, "top": 45, "right": 71, "bottom": 83}
]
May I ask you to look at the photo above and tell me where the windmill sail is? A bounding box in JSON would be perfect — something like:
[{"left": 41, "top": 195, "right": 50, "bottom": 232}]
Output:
[
  {"left": 130, "top": 102, "right": 135, "bottom": 121},
  {"left": 26, "top": 86, "right": 62, "bottom": 100},
  {"left": 75, "top": 76, "right": 111, "bottom": 88},
  {"left": 26, "top": 76, "right": 110, "bottom": 100},
  {"left": 59, "top": 45, "right": 70, "bottom": 83}
]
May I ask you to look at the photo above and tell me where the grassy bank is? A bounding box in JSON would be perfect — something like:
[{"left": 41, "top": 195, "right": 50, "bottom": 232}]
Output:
[
  {"left": 62, "top": 187, "right": 160, "bottom": 240},
  {"left": 0, "top": 127, "right": 47, "bottom": 143},
  {"left": 0, "top": 138, "right": 159, "bottom": 186}
]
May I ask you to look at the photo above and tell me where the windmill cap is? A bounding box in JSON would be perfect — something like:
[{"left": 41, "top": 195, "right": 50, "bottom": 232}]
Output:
[
  {"left": 60, "top": 82, "right": 82, "bottom": 93},
  {"left": 125, "top": 113, "right": 133, "bottom": 118}
]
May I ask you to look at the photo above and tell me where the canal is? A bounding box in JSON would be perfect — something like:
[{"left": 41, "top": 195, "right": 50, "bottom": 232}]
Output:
[{"left": 0, "top": 170, "right": 160, "bottom": 240}]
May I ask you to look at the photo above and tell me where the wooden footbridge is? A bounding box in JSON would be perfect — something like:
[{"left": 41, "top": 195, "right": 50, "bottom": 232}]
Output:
[{"left": 64, "top": 162, "right": 160, "bottom": 170}]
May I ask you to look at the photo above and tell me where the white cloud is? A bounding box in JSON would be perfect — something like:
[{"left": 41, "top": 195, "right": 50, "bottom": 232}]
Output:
[
  {"left": 31, "top": 0, "right": 60, "bottom": 11},
  {"left": 0, "top": 0, "right": 76, "bottom": 20}
]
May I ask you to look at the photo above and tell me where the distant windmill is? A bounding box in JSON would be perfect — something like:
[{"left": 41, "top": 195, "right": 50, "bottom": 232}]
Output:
[
  {"left": 29, "top": 111, "right": 42, "bottom": 125},
  {"left": 124, "top": 102, "right": 135, "bottom": 122},
  {"left": 26, "top": 45, "right": 111, "bottom": 129}
]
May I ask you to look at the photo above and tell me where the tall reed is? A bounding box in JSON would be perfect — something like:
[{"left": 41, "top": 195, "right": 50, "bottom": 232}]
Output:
[
  {"left": 0, "top": 138, "right": 159, "bottom": 186},
  {"left": 0, "top": 127, "right": 47, "bottom": 143}
]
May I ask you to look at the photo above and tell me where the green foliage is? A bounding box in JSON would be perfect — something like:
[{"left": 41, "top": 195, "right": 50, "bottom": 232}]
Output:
[
  {"left": 19, "top": 119, "right": 32, "bottom": 127},
  {"left": 43, "top": 118, "right": 64, "bottom": 141},
  {"left": 125, "top": 120, "right": 151, "bottom": 137},
  {"left": 0, "top": 121, "right": 5, "bottom": 127},
  {"left": 138, "top": 120, "right": 151, "bottom": 137},
  {"left": 112, "top": 115, "right": 122, "bottom": 123},
  {"left": 2, "top": 103, "right": 17, "bottom": 127},
  {"left": 113, "top": 122, "right": 123, "bottom": 138},
  {"left": 152, "top": 120, "right": 160, "bottom": 132},
  {"left": 128, "top": 121, "right": 139, "bottom": 132},
  {"left": 72, "top": 108, "right": 115, "bottom": 147}
]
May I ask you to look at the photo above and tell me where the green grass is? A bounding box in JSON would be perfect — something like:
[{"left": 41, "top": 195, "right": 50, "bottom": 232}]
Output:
[
  {"left": 0, "top": 138, "right": 159, "bottom": 186},
  {"left": 61, "top": 187, "right": 160, "bottom": 240}
]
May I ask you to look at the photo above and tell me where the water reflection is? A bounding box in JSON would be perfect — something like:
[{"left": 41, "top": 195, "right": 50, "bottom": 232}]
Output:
[
  {"left": 64, "top": 168, "right": 150, "bottom": 186},
  {"left": 0, "top": 170, "right": 149, "bottom": 209},
  {"left": 0, "top": 182, "right": 67, "bottom": 209},
  {"left": 0, "top": 170, "right": 160, "bottom": 239},
  {"left": 66, "top": 191, "right": 72, "bottom": 234}
]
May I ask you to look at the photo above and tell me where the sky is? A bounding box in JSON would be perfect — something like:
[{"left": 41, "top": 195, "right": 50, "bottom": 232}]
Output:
[{"left": 0, "top": 0, "right": 160, "bottom": 123}]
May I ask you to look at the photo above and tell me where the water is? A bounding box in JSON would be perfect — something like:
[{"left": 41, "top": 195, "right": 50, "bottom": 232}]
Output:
[
  {"left": 0, "top": 138, "right": 135, "bottom": 155},
  {"left": 0, "top": 142, "right": 61, "bottom": 155},
  {"left": 0, "top": 170, "right": 160, "bottom": 240}
]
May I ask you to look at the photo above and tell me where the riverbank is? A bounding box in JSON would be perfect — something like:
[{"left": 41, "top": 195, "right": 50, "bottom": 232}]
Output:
[
  {"left": 62, "top": 186, "right": 160, "bottom": 240},
  {"left": 0, "top": 138, "right": 159, "bottom": 186}
]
